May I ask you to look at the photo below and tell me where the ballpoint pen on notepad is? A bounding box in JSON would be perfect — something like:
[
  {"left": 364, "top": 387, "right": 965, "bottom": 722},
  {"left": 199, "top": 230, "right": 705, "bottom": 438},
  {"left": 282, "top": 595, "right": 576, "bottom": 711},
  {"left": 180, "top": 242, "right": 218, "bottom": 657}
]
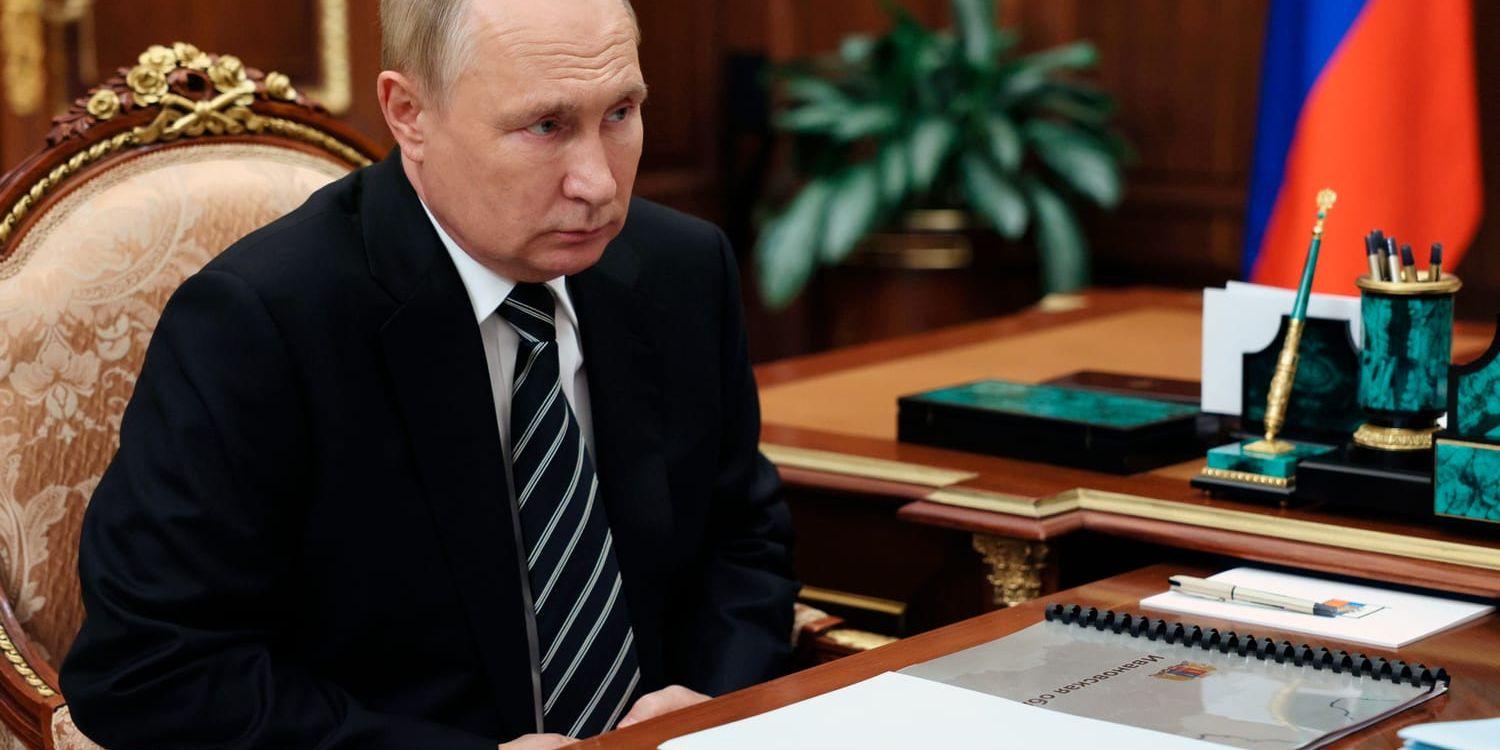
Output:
[{"left": 1169, "top": 575, "right": 1338, "bottom": 617}]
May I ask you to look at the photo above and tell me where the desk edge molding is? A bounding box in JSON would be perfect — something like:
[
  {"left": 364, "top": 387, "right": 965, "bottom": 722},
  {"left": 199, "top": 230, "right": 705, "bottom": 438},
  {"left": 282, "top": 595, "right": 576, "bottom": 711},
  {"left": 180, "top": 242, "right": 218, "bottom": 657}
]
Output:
[
  {"left": 760, "top": 443, "right": 978, "bottom": 488},
  {"left": 1073, "top": 489, "right": 1500, "bottom": 573},
  {"left": 762, "top": 447, "right": 1500, "bottom": 573},
  {"left": 925, "top": 486, "right": 1079, "bottom": 519}
]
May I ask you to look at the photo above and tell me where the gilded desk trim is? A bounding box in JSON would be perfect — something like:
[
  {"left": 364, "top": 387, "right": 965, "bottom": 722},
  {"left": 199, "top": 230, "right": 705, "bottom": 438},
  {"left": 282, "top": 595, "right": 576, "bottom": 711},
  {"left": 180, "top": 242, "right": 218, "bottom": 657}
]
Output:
[
  {"left": 1073, "top": 489, "right": 1500, "bottom": 572},
  {"left": 760, "top": 443, "right": 978, "bottom": 488},
  {"left": 972, "top": 535, "right": 1049, "bottom": 608},
  {"left": 799, "top": 586, "right": 907, "bottom": 618},
  {"left": 764, "top": 448, "right": 1500, "bottom": 574},
  {"left": 926, "top": 485, "right": 1078, "bottom": 518}
]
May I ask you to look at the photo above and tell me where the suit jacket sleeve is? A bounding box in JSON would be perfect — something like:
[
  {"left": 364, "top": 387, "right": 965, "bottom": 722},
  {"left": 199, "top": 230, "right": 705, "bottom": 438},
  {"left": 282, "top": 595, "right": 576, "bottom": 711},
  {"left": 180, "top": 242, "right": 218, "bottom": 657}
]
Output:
[
  {"left": 60, "top": 269, "right": 496, "bottom": 750},
  {"left": 671, "top": 231, "right": 800, "bottom": 696}
]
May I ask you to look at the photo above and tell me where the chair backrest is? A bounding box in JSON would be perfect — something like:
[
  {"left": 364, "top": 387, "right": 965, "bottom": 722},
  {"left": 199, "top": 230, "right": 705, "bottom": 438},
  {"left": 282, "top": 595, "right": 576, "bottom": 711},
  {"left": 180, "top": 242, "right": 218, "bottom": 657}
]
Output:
[{"left": 0, "top": 43, "right": 381, "bottom": 666}]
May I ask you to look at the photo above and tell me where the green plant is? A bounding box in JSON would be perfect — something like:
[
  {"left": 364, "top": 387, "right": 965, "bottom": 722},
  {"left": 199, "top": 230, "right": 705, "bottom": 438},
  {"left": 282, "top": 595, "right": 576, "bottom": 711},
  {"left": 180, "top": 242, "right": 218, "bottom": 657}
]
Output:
[{"left": 755, "top": 0, "right": 1130, "bottom": 308}]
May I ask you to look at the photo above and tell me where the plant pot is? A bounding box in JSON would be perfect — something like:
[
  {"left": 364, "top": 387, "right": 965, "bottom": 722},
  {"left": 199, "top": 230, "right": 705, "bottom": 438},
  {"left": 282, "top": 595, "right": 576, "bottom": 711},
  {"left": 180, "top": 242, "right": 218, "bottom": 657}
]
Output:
[{"left": 816, "top": 210, "right": 1041, "bottom": 348}]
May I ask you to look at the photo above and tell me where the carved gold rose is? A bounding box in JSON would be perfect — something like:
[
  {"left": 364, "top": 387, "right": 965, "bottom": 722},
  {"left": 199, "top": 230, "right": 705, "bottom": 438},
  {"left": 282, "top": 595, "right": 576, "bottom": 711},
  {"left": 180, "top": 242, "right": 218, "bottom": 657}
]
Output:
[
  {"left": 125, "top": 65, "right": 168, "bottom": 104},
  {"left": 172, "top": 41, "right": 211, "bottom": 71},
  {"left": 137, "top": 44, "right": 177, "bottom": 73},
  {"left": 84, "top": 89, "right": 120, "bottom": 120},
  {"left": 207, "top": 54, "right": 246, "bottom": 93},
  {"left": 264, "top": 71, "right": 298, "bottom": 102}
]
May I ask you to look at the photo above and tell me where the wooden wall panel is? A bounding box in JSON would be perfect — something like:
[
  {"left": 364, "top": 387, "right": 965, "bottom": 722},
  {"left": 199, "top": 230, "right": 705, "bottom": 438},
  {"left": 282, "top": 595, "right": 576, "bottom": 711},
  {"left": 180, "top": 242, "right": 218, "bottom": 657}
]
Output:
[
  {"left": 1456, "top": 0, "right": 1500, "bottom": 320},
  {"left": 1007, "top": 0, "right": 1265, "bottom": 289},
  {"left": 633, "top": 0, "right": 722, "bottom": 220}
]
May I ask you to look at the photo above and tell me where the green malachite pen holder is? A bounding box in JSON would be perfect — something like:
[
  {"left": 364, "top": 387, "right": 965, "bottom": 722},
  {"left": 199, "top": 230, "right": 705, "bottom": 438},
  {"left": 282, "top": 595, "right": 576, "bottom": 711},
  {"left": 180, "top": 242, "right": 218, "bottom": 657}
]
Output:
[{"left": 1352, "top": 273, "right": 1462, "bottom": 451}]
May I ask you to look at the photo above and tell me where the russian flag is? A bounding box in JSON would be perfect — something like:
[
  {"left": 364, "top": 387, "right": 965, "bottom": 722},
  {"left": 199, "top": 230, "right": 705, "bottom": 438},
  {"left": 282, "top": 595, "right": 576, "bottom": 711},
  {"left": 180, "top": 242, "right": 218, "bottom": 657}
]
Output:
[{"left": 1244, "top": 0, "right": 1482, "bottom": 292}]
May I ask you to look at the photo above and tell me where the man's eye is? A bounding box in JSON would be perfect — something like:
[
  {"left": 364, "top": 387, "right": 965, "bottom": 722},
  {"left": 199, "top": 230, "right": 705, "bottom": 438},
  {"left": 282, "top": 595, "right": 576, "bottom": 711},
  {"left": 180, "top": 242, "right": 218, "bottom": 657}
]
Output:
[
  {"left": 607, "top": 106, "right": 632, "bottom": 123},
  {"left": 527, "top": 119, "right": 560, "bottom": 136}
]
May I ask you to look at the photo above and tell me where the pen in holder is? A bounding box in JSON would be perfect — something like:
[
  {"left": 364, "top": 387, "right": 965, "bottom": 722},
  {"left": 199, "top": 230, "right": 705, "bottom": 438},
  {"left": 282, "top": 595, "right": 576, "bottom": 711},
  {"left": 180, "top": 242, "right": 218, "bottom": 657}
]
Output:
[{"left": 1353, "top": 272, "right": 1462, "bottom": 451}]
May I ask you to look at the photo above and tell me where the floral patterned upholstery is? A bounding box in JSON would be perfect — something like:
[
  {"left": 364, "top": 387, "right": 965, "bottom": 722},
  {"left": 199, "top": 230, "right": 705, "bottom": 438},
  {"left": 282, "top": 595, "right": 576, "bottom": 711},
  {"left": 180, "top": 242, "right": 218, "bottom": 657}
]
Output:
[{"left": 0, "top": 142, "right": 352, "bottom": 667}]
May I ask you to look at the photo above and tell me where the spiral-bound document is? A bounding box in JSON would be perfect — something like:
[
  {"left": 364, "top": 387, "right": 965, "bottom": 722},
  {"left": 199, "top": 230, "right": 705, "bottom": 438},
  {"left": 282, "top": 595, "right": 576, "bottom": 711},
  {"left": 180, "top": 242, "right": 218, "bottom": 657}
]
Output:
[
  {"left": 662, "top": 605, "right": 1449, "bottom": 750},
  {"left": 902, "top": 605, "right": 1449, "bottom": 750}
]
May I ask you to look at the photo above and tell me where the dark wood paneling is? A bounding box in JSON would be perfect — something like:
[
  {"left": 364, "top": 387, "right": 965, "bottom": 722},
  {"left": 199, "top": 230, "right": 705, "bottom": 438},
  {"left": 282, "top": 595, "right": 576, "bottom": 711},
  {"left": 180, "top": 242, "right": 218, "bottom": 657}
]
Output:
[{"left": 1457, "top": 0, "right": 1500, "bottom": 320}]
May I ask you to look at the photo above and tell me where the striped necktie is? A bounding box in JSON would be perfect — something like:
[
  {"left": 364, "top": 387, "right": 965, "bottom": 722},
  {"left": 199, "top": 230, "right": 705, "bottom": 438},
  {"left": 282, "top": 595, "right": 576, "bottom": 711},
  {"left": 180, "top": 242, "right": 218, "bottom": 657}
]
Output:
[{"left": 499, "top": 282, "right": 641, "bottom": 737}]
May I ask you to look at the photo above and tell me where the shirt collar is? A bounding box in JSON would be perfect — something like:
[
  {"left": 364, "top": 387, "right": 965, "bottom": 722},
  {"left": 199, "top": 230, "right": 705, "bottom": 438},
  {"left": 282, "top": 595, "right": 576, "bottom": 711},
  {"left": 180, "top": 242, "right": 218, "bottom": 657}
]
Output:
[{"left": 419, "top": 200, "right": 580, "bottom": 331}]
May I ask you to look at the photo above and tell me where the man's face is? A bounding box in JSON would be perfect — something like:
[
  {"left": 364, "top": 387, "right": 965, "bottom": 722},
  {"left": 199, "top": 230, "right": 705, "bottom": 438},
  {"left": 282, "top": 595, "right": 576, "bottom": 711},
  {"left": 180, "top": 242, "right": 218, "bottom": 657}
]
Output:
[{"left": 406, "top": 0, "right": 645, "bottom": 282}]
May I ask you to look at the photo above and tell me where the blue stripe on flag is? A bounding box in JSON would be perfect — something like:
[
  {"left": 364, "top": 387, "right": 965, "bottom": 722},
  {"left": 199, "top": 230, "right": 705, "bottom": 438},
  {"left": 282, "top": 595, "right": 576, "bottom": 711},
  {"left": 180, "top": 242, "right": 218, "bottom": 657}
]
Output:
[{"left": 1242, "top": 0, "right": 1368, "bottom": 278}]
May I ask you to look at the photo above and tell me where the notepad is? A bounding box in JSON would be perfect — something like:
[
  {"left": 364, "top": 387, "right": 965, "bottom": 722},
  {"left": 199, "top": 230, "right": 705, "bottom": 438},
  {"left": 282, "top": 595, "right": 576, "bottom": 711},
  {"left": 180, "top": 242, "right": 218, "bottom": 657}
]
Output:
[
  {"left": 658, "top": 672, "right": 1238, "bottom": 750},
  {"left": 1139, "top": 567, "right": 1494, "bottom": 649},
  {"left": 1398, "top": 717, "right": 1500, "bottom": 750}
]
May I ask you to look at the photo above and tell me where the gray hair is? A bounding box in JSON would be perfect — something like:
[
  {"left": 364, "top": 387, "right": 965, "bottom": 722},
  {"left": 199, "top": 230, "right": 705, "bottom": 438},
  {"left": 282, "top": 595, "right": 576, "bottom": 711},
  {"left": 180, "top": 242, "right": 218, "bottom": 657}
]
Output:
[{"left": 380, "top": 0, "right": 638, "bottom": 107}]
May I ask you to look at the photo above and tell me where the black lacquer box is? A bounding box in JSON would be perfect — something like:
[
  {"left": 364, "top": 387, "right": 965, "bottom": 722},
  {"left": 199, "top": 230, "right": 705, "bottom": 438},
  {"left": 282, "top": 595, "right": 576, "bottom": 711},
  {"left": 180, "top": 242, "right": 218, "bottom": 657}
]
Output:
[{"left": 897, "top": 378, "right": 1201, "bottom": 474}]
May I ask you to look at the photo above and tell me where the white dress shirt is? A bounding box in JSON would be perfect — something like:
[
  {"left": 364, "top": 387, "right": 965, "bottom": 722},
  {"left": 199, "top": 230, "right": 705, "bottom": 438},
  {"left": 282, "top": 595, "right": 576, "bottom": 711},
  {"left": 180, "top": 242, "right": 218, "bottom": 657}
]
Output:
[
  {"left": 419, "top": 202, "right": 594, "bottom": 456},
  {"left": 421, "top": 203, "right": 593, "bottom": 730}
]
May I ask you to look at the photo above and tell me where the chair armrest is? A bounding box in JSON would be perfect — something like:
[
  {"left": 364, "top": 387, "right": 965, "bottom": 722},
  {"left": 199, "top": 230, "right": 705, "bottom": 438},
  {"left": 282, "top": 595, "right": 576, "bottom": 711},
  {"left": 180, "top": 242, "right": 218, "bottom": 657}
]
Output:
[
  {"left": 0, "top": 586, "right": 63, "bottom": 749},
  {"left": 792, "top": 602, "right": 898, "bottom": 666}
]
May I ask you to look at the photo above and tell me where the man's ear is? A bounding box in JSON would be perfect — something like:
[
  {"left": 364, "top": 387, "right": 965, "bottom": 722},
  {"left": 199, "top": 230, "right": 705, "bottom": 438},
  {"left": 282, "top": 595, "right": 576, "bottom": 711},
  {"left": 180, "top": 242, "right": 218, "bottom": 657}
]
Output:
[{"left": 377, "top": 71, "right": 428, "bottom": 162}]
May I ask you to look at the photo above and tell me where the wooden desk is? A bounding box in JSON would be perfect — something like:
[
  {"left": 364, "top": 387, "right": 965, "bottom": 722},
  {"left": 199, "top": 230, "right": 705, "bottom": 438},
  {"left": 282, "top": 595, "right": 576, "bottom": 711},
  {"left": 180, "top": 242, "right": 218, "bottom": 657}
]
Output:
[
  {"left": 754, "top": 288, "right": 1500, "bottom": 616},
  {"left": 582, "top": 564, "right": 1500, "bottom": 749}
]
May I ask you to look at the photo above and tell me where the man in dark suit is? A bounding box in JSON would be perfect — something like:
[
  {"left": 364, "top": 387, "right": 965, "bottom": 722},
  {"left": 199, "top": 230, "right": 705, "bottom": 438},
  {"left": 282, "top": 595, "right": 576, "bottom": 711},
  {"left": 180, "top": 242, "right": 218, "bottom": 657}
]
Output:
[{"left": 60, "top": 0, "right": 797, "bottom": 747}]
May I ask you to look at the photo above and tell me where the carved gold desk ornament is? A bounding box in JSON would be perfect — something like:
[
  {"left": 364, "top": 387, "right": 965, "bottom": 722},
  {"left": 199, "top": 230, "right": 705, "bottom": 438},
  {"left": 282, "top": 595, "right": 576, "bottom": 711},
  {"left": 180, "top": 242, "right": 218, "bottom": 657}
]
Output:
[{"left": 1194, "top": 190, "right": 1339, "bottom": 501}]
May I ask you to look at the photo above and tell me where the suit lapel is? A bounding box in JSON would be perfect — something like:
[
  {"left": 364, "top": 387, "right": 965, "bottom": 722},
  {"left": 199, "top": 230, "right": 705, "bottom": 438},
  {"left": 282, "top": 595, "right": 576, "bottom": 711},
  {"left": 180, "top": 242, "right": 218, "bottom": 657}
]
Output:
[
  {"left": 568, "top": 237, "right": 674, "bottom": 683},
  {"left": 365, "top": 152, "right": 537, "bottom": 738}
]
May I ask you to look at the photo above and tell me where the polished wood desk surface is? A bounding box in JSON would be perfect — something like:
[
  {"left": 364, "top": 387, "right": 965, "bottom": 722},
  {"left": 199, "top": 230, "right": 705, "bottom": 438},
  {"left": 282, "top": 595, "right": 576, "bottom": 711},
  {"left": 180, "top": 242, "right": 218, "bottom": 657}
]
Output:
[
  {"left": 584, "top": 563, "right": 1499, "bottom": 749},
  {"left": 753, "top": 288, "right": 1500, "bottom": 597}
]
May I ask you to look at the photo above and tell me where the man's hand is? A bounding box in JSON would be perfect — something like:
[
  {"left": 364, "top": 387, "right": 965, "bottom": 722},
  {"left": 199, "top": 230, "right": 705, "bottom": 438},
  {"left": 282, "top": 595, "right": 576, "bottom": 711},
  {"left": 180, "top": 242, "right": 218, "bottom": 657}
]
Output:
[
  {"left": 499, "top": 734, "right": 575, "bottom": 749},
  {"left": 616, "top": 685, "right": 711, "bottom": 729}
]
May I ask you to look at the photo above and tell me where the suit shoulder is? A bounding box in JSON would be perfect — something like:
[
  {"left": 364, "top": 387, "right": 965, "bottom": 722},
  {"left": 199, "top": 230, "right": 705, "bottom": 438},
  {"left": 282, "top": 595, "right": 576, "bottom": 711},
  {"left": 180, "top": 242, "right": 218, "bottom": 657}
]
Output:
[
  {"left": 620, "top": 198, "right": 724, "bottom": 256},
  {"left": 200, "top": 167, "right": 366, "bottom": 294}
]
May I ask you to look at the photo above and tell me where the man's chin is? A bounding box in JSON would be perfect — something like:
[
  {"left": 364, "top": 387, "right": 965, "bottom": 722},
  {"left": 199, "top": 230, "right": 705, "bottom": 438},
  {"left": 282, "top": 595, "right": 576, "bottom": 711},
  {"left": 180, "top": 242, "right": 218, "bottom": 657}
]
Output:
[{"left": 533, "top": 240, "right": 611, "bottom": 280}]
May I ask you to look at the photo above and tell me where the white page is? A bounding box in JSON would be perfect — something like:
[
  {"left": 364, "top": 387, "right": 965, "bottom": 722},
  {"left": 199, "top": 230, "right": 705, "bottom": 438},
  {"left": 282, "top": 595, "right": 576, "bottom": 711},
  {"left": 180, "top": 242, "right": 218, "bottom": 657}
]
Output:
[
  {"left": 1398, "top": 717, "right": 1500, "bottom": 750},
  {"left": 659, "top": 671, "right": 1238, "bottom": 750},
  {"left": 1201, "top": 283, "right": 1360, "bottom": 415},
  {"left": 1140, "top": 567, "right": 1493, "bottom": 649}
]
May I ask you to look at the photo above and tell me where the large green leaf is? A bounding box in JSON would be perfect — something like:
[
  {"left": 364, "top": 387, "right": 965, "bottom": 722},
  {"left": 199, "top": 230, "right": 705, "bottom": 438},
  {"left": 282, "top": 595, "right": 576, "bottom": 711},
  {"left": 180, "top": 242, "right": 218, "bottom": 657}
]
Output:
[
  {"left": 821, "top": 163, "right": 886, "bottom": 264},
  {"left": 1024, "top": 178, "right": 1090, "bottom": 293},
  {"left": 757, "top": 181, "right": 833, "bottom": 309},
  {"left": 981, "top": 114, "right": 1023, "bottom": 172},
  {"left": 775, "top": 102, "right": 852, "bottom": 134},
  {"left": 959, "top": 153, "right": 1028, "bottom": 239},
  {"left": 908, "top": 118, "right": 959, "bottom": 193},
  {"left": 878, "top": 141, "right": 910, "bottom": 204},
  {"left": 1024, "top": 120, "right": 1122, "bottom": 208},
  {"left": 840, "top": 34, "right": 878, "bottom": 66},
  {"left": 1019, "top": 40, "right": 1100, "bottom": 73},
  {"left": 1023, "top": 81, "right": 1116, "bottom": 123},
  {"left": 833, "top": 103, "right": 900, "bottom": 141},
  {"left": 999, "top": 41, "right": 1098, "bottom": 102},
  {"left": 782, "top": 75, "right": 848, "bottom": 107},
  {"left": 951, "top": 0, "right": 997, "bottom": 68}
]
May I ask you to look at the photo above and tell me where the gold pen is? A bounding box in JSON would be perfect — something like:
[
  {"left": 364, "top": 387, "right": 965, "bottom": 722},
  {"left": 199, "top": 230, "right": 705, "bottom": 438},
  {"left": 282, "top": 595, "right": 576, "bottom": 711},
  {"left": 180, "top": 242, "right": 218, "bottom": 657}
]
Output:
[{"left": 1169, "top": 575, "right": 1337, "bottom": 617}]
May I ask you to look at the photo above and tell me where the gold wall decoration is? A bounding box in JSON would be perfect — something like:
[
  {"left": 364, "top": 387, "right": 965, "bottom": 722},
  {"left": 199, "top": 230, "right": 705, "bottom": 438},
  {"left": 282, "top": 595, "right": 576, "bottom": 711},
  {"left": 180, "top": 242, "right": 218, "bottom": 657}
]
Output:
[
  {"left": 306, "top": 0, "right": 351, "bottom": 114},
  {"left": 2, "top": 0, "right": 46, "bottom": 116}
]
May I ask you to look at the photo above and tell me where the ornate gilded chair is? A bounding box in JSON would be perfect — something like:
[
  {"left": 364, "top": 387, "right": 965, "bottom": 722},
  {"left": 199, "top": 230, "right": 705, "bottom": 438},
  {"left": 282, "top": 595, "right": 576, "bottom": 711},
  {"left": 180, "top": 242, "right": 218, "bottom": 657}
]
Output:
[{"left": 0, "top": 43, "right": 380, "bottom": 749}]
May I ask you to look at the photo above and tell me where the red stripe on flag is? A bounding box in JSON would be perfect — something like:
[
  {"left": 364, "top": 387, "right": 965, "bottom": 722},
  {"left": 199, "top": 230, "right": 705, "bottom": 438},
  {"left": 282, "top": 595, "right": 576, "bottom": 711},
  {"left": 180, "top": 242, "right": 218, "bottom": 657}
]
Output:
[{"left": 1251, "top": 0, "right": 1482, "bottom": 293}]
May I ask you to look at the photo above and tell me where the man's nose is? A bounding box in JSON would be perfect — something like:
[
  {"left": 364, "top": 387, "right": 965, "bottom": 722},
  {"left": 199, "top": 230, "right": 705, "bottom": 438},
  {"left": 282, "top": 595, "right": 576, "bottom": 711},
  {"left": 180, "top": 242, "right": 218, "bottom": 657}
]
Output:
[{"left": 561, "top": 133, "right": 618, "bottom": 207}]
